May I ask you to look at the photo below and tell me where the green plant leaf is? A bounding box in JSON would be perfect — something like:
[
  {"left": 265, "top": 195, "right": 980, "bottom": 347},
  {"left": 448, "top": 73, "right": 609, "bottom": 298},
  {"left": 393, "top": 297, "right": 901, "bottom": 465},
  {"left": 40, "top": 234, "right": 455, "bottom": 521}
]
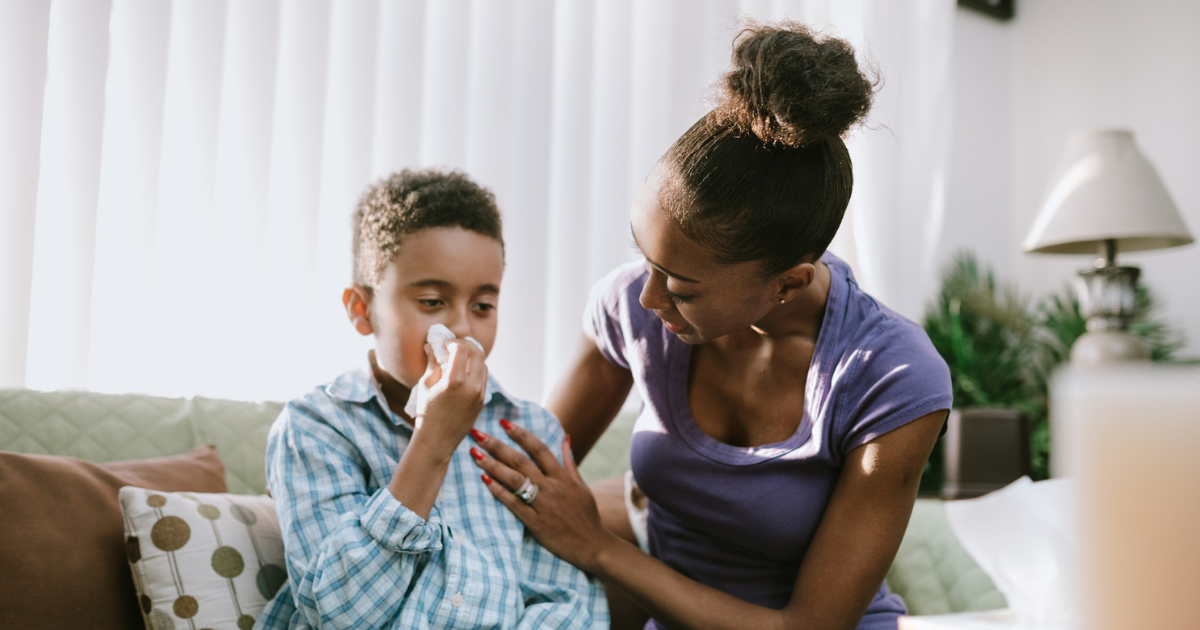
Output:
[{"left": 920, "top": 251, "right": 1188, "bottom": 486}]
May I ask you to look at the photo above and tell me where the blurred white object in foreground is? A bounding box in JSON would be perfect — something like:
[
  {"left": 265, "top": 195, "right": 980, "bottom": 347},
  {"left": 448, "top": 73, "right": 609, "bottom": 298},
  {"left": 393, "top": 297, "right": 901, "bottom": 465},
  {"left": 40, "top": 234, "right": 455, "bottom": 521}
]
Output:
[
  {"left": 942, "top": 477, "right": 1079, "bottom": 629},
  {"left": 901, "top": 365, "right": 1200, "bottom": 630},
  {"left": 1055, "top": 365, "right": 1200, "bottom": 630},
  {"left": 898, "top": 477, "right": 1080, "bottom": 630}
]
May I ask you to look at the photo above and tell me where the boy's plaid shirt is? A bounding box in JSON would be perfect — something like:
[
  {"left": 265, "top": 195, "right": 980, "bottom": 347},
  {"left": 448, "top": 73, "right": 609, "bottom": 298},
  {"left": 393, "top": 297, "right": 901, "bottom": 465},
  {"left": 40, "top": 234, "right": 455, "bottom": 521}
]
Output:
[{"left": 254, "top": 367, "right": 608, "bottom": 630}]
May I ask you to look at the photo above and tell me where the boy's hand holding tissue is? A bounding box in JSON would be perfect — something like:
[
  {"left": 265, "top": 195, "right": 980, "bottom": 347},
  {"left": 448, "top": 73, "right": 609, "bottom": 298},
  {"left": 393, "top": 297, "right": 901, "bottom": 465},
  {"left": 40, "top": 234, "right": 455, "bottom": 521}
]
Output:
[{"left": 408, "top": 324, "right": 488, "bottom": 450}]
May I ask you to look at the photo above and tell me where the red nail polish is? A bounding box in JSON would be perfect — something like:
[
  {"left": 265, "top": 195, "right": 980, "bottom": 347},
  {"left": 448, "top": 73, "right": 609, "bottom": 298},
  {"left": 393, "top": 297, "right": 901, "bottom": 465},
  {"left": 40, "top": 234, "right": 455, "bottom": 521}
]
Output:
[
  {"left": 565, "top": 434, "right": 572, "bottom": 447},
  {"left": 469, "top": 428, "right": 486, "bottom": 442},
  {"left": 481, "top": 474, "right": 493, "bottom": 485},
  {"left": 499, "top": 419, "right": 513, "bottom": 431},
  {"left": 470, "top": 447, "right": 484, "bottom": 461}
]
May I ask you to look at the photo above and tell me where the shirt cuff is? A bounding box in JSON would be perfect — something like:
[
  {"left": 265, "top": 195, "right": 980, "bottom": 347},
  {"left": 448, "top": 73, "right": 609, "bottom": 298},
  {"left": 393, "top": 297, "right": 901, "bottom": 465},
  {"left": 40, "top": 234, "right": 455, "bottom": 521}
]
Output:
[{"left": 360, "top": 486, "right": 445, "bottom": 554}]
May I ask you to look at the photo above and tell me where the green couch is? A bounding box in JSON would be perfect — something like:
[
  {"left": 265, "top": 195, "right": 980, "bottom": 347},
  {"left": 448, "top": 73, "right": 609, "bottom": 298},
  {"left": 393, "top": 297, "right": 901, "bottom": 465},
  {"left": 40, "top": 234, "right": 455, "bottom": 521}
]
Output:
[{"left": 0, "top": 387, "right": 1005, "bottom": 617}]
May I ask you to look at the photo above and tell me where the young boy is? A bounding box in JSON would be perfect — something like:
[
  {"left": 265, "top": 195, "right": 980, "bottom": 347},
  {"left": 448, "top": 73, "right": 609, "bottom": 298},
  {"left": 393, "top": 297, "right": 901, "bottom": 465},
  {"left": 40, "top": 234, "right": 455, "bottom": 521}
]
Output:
[{"left": 257, "top": 169, "right": 608, "bottom": 629}]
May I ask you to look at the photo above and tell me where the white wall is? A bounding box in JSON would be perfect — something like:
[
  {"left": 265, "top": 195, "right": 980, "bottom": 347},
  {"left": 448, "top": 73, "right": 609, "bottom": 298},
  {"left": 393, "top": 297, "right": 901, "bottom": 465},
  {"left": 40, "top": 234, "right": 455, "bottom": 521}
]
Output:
[
  {"left": 938, "top": 8, "right": 1015, "bottom": 281},
  {"left": 945, "top": 1, "right": 1200, "bottom": 356}
]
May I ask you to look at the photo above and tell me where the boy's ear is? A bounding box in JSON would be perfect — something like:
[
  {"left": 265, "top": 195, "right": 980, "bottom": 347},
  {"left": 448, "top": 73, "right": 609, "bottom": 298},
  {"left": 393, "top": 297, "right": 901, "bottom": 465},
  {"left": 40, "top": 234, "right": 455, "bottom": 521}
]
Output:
[{"left": 343, "top": 285, "right": 374, "bottom": 336}]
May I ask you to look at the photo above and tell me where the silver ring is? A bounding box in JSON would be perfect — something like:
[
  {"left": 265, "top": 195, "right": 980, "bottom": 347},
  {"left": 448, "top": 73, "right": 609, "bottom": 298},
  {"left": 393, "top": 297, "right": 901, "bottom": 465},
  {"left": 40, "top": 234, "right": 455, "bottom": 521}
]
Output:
[{"left": 515, "top": 476, "right": 539, "bottom": 504}]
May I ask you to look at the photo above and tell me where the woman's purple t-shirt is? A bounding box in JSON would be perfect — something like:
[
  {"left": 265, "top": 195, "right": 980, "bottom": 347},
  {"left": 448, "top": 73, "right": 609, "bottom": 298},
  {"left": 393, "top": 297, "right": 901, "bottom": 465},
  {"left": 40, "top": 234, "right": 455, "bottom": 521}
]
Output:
[{"left": 585, "top": 253, "right": 953, "bottom": 630}]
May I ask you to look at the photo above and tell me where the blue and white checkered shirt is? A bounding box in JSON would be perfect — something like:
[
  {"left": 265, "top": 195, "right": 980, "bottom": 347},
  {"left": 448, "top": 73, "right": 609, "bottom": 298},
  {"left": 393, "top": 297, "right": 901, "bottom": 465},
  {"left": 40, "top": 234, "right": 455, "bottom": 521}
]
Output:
[{"left": 254, "top": 366, "right": 608, "bottom": 630}]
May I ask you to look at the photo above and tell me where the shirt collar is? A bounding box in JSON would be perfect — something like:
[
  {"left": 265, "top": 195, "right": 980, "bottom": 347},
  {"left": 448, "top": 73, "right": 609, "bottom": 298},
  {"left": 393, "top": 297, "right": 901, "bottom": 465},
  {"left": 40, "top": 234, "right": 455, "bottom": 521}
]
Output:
[{"left": 324, "top": 357, "right": 512, "bottom": 425}]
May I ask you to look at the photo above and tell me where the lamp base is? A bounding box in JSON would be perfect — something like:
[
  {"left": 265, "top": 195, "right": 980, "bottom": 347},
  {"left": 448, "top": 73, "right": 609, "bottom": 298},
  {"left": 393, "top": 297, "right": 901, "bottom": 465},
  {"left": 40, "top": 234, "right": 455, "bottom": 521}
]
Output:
[{"left": 1071, "top": 330, "right": 1149, "bottom": 365}]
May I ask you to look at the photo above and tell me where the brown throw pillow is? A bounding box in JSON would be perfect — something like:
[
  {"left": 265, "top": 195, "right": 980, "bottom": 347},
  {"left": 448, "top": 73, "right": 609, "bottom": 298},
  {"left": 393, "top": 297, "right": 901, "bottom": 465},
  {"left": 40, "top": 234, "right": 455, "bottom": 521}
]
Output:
[{"left": 0, "top": 444, "right": 227, "bottom": 630}]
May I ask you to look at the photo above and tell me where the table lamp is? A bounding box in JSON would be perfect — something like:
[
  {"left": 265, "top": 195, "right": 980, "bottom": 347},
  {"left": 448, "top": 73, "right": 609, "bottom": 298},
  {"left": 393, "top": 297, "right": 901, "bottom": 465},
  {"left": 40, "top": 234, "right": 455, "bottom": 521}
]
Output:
[{"left": 1024, "top": 129, "right": 1194, "bottom": 364}]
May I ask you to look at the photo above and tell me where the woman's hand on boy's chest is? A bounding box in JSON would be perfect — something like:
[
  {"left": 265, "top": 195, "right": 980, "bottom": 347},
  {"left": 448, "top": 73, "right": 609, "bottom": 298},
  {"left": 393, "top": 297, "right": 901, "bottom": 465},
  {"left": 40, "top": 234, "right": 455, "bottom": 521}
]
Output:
[{"left": 434, "top": 449, "right": 528, "bottom": 528}]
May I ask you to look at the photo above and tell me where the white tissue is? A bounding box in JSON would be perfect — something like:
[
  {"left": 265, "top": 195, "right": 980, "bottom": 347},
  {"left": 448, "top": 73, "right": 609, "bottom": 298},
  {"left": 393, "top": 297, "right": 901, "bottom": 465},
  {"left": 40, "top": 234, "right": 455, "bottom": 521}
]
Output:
[
  {"left": 944, "top": 477, "right": 1080, "bottom": 630},
  {"left": 402, "top": 324, "right": 484, "bottom": 420},
  {"left": 624, "top": 470, "right": 650, "bottom": 553}
]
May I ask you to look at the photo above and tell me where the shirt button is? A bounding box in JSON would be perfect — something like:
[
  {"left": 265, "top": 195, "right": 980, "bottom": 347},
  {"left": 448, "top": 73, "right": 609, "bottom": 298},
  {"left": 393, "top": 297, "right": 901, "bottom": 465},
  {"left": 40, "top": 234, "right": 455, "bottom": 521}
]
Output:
[{"left": 451, "top": 593, "right": 464, "bottom": 608}]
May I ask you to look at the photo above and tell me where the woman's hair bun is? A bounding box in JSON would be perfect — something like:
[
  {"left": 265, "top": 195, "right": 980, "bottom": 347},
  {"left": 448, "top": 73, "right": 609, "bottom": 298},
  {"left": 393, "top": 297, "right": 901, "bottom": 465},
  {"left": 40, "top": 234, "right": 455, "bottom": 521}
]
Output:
[{"left": 718, "top": 21, "right": 875, "bottom": 147}]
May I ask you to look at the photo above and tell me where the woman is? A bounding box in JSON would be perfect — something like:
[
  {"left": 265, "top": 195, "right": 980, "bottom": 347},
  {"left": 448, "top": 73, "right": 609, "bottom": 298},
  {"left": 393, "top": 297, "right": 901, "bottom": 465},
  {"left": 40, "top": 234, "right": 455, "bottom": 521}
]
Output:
[{"left": 471, "top": 22, "right": 950, "bottom": 630}]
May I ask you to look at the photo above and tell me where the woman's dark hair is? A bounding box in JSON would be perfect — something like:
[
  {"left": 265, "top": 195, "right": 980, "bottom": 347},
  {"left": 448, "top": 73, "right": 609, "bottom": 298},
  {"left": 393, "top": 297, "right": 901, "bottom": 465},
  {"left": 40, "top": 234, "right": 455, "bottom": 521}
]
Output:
[{"left": 658, "top": 21, "right": 876, "bottom": 279}]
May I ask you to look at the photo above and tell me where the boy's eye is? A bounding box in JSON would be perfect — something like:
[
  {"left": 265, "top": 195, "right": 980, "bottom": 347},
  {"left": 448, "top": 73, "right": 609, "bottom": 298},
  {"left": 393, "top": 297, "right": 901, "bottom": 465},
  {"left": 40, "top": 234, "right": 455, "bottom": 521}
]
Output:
[
  {"left": 418, "top": 299, "right": 444, "bottom": 308},
  {"left": 473, "top": 302, "right": 496, "bottom": 312}
]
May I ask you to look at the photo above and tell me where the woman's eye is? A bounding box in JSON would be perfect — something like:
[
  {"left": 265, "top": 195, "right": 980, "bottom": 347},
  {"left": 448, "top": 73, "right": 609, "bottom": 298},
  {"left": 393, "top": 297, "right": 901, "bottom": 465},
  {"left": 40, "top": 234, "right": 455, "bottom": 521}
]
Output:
[{"left": 664, "top": 289, "right": 693, "bottom": 305}]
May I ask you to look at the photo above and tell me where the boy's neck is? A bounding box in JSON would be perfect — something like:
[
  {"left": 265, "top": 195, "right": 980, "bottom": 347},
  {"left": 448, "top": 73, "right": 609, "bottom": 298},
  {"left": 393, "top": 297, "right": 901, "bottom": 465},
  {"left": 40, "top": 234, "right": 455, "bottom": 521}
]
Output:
[{"left": 368, "top": 350, "right": 414, "bottom": 423}]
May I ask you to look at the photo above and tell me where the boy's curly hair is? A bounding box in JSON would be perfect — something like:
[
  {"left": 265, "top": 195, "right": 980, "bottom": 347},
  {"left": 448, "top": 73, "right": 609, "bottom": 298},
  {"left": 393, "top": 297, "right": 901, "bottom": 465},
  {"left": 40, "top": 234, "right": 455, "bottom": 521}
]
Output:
[{"left": 352, "top": 168, "right": 503, "bottom": 292}]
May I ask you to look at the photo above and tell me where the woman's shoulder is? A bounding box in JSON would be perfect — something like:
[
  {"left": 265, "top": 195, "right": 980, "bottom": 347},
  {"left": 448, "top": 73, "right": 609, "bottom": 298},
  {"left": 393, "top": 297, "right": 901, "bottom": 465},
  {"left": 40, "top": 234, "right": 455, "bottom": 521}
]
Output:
[
  {"left": 852, "top": 303, "right": 941, "bottom": 368},
  {"left": 817, "top": 262, "right": 952, "bottom": 453},
  {"left": 592, "top": 259, "right": 649, "bottom": 309},
  {"left": 587, "top": 260, "right": 657, "bottom": 329},
  {"left": 823, "top": 256, "right": 942, "bottom": 369},
  {"left": 822, "top": 256, "right": 950, "bottom": 401},
  {"left": 585, "top": 260, "right": 664, "bottom": 372}
]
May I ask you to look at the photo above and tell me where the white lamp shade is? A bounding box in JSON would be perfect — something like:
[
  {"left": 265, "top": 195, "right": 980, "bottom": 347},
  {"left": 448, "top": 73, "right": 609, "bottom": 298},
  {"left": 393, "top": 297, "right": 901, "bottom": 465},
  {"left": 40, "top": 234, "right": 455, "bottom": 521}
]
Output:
[{"left": 1024, "top": 129, "right": 1194, "bottom": 254}]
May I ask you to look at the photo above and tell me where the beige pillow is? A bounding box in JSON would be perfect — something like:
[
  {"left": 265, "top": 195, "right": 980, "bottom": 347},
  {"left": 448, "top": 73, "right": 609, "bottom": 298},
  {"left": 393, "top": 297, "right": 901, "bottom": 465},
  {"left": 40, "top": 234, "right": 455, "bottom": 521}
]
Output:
[{"left": 119, "top": 488, "right": 287, "bottom": 630}]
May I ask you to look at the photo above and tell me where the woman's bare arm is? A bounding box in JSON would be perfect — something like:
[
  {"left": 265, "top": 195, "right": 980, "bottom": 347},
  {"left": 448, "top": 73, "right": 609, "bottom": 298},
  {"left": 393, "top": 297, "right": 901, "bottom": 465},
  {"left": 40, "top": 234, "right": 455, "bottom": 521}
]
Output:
[
  {"left": 545, "top": 331, "right": 634, "bottom": 462},
  {"left": 474, "top": 409, "right": 946, "bottom": 630},
  {"left": 779, "top": 410, "right": 946, "bottom": 629}
]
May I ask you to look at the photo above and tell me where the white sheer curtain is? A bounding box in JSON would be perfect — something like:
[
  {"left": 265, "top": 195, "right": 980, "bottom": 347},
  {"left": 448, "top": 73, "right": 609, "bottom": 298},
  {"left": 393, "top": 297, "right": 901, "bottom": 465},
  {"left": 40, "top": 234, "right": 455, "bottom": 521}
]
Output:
[
  {"left": 0, "top": 0, "right": 954, "bottom": 402},
  {"left": 846, "top": 0, "right": 957, "bottom": 321}
]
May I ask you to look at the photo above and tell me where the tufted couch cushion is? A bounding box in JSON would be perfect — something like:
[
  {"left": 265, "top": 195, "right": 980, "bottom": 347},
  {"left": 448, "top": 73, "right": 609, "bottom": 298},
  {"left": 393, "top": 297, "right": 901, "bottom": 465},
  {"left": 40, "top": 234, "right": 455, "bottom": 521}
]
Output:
[
  {"left": 577, "top": 408, "right": 638, "bottom": 484},
  {"left": 887, "top": 499, "right": 1008, "bottom": 614},
  {"left": 0, "top": 389, "right": 282, "bottom": 495}
]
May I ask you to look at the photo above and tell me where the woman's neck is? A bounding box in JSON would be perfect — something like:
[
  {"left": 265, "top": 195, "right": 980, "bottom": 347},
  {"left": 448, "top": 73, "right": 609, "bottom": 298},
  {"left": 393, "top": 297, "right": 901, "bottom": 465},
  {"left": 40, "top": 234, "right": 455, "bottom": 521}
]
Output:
[{"left": 747, "top": 260, "right": 831, "bottom": 342}]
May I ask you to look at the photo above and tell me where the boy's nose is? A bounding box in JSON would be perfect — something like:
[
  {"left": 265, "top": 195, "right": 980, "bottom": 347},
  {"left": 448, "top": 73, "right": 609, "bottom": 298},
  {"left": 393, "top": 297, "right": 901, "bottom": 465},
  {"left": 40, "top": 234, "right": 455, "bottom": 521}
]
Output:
[{"left": 444, "top": 312, "right": 472, "bottom": 340}]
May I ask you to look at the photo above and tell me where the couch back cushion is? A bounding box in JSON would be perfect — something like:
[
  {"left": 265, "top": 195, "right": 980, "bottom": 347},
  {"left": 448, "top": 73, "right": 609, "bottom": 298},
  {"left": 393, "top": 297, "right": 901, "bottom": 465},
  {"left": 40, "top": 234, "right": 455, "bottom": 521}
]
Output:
[
  {"left": 0, "top": 445, "right": 227, "bottom": 630},
  {"left": 0, "top": 388, "right": 283, "bottom": 494}
]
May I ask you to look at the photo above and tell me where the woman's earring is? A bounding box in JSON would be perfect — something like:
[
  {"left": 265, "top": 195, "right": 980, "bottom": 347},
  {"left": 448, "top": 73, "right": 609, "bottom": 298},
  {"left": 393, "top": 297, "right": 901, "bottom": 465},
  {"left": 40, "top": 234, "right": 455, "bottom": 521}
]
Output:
[{"left": 778, "top": 297, "right": 787, "bottom": 304}]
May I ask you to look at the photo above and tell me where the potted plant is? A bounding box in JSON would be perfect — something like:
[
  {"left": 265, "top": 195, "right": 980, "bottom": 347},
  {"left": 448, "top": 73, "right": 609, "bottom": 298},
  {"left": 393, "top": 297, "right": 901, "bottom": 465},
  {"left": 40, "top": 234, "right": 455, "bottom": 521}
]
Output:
[{"left": 919, "top": 252, "right": 1189, "bottom": 495}]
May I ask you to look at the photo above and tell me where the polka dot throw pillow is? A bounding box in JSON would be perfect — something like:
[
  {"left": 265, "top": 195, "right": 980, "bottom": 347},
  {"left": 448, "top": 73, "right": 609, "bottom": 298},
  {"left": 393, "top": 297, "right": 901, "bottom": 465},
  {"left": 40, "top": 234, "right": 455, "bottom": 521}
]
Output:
[{"left": 119, "top": 487, "right": 287, "bottom": 630}]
